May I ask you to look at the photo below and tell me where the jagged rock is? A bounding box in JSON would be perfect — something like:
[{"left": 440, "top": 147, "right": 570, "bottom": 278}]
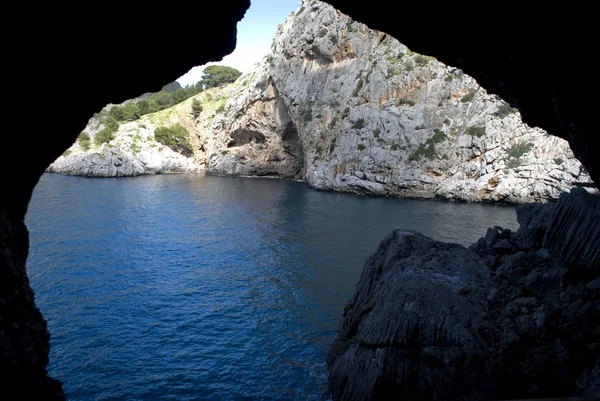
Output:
[
  {"left": 327, "top": 230, "right": 493, "bottom": 401},
  {"left": 328, "top": 190, "right": 600, "bottom": 400},
  {"left": 47, "top": 118, "right": 199, "bottom": 177},
  {"left": 543, "top": 187, "right": 600, "bottom": 268},
  {"left": 260, "top": 1, "right": 594, "bottom": 203},
  {"left": 47, "top": 0, "right": 596, "bottom": 204}
]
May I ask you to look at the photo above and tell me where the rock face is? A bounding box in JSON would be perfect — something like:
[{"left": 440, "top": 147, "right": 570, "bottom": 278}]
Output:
[
  {"left": 258, "top": 1, "right": 592, "bottom": 202},
  {"left": 48, "top": 117, "right": 199, "bottom": 177},
  {"left": 327, "top": 230, "right": 492, "bottom": 400},
  {"left": 328, "top": 187, "right": 600, "bottom": 400},
  {"left": 3, "top": 0, "right": 599, "bottom": 399},
  {"left": 322, "top": 0, "right": 600, "bottom": 188},
  {"left": 50, "top": 0, "right": 593, "bottom": 204}
]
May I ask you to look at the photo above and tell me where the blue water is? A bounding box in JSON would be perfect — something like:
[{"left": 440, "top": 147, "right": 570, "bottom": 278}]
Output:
[{"left": 26, "top": 173, "right": 518, "bottom": 400}]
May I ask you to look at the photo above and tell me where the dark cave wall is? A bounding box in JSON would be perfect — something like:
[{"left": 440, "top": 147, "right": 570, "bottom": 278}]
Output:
[
  {"left": 1, "top": 2, "right": 250, "bottom": 398},
  {"left": 1, "top": 0, "right": 598, "bottom": 398}
]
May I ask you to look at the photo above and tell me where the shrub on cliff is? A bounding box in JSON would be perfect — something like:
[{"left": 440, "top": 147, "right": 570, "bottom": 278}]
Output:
[
  {"left": 200, "top": 65, "right": 242, "bottom": 89},
  {"left": 95, "top": 127, "right": 115, "bottom": 145},
  {"left": 78, "top": 132, "right": 91, "bottom": 150},
  {"left": 154, "top": 124, "right": 193, "bottom": 157},
  {"left": 191, "top": 98, "right": 203, "bottom": 118}
]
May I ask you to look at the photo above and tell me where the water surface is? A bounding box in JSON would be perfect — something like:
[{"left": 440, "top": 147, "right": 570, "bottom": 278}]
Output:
[{"left": 26, "top": 173, "right": 518, "bottom": 400}]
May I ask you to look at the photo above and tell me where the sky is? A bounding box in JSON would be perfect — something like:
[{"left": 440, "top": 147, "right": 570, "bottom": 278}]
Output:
[{"left": 177, "top": 0, "right": 301, "bottom": 87}]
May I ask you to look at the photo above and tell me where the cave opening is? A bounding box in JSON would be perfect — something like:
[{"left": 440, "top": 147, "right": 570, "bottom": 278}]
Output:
[{"left": 3, "top": 0, "right": 599, "bottom": 400}]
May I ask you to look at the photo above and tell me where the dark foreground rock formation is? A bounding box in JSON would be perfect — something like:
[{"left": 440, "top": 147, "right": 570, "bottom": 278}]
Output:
[
  {"left": 328, "top": 188, "right": 599, "bottom": 400},
  {"left": 2, "top": 0, "right": 598, "bottom": 399},
  {"left": 1, "top": 2, "right": 250, "bottom": 399}
]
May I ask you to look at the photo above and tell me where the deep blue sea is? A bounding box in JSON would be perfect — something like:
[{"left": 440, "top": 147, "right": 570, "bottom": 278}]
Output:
[{"left": 26, "top": 173, "right": 518, "bottom": 400}]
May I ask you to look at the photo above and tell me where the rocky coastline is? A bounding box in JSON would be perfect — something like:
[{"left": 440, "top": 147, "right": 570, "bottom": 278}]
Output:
[
  {"left": 47, "top": 1, "right": 594, "bottom": 204},
  {"left": 327, "top": 187, "right": 599, "bottom": 400}
]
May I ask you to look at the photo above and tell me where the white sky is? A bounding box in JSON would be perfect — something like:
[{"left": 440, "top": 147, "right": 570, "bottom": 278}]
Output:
[{"left": 177, "top": 0, "right": 301, "bottom": 87}]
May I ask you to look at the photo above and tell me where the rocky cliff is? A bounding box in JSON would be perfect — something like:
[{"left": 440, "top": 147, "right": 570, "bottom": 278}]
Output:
[
  {"left": 48, "top": 0, "right": 593, "bottom": 203},
  {"left": 327, "top": 188, "right": 599, "bottom": 400},
  {"left": 5, "top": 0, "right": 599, "bottom": 399}
]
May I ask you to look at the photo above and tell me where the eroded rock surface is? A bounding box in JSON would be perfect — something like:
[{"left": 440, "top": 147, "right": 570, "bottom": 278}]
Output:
[
  {"left": 328, "top": 188, "right": 600, "bottom": 400},
  {"left": 49, "top": 0, "right": 593, "bottom": 203}
]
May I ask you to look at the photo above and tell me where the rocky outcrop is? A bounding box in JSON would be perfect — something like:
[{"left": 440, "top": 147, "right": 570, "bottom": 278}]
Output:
[
  {"left": 3, "top": 0, "right": 599, "bottom": 399},
  {"left": 322, "top": 0, "right": 600, "bottom": 187},
  {"left": 204, "top": 64, "right": 304, "bottom": 178},
  {"left": 543, "top": 188, "right": 600, "bottom": 268},
  {"left": 48, "top": 118, "right": 199, "bottom": 177},
  {"left": 327, "top": 187, "right": 600, "bottom": 400},
  {"left": 48, "top": 1, "right": 594, "bottom": 204},
  {"left": 258, "top": 1, "right": 593, "bottom": 203},
  {"left": 327, "top": 230, "right": 492, "bottom": 400}
]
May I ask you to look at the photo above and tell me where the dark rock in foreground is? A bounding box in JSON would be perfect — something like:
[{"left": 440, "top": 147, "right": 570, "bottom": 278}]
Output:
[{"left": 327, "top": 188, "right": 599, "bottom": 400}]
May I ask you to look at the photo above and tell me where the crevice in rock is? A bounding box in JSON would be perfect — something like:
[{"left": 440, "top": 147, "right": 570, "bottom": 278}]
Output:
[{"left": 226, "top": 129, "right": 266, "bottom": 148}]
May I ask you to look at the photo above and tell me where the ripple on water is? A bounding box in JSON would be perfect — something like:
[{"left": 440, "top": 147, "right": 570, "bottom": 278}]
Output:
[{"left": 26, "top": 173, "right": 517, "bottom": 400}]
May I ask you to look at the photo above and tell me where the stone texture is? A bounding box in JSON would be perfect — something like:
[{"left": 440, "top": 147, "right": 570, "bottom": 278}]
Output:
[
  {"left": 543, "top": 187, "right": 600, "bottom": 268},
  {"left": 48, "top": 119, "right": 199, "bottom": 177},
  {"left": 328, "top": 189, "right": 600, "bottom": 400},
  {"left": 260, "top": 1, "right": 594, "bottom": 203},
  {"left": 323, "top": 0, "right": 600, "bottom": 187},
  {"left": 3, "top": 0, "right": 599, "bottom": 399},
  {"left": 327, "top": 230, "right": 493, "bottom": 401},
  {"left": 48, "top": 1, "right": 596, "bottom": 205}
]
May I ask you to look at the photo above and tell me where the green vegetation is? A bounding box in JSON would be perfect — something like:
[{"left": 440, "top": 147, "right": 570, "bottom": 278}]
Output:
[
  {"left": 191, "top": 98, "right": 203, "bottom": 118},
  {"left": 398, "top": 98, "right": 415, "bottom": 106},
  {"left": 554, "top": 157, "right": 564, "bottom": 165},
  {"left": 130, "top": 138, "right": 140, "bottom": 154},
  {"left": 352, "top": 78, "right": 364, "bottom": 97},
  {"left": 443, "top": 118, "right": 451, "bottom": 124},
  {"left": 373, "top": 129, "right": 381, "bottom": 138},
  {"left": 200, "top": 66, "right": 242, "bottom": 89},
  {"left": 216, "top": 104, "right": 226, "bottom": 114},
  {"left": 77, "top": 132, "right": 91, "bottom": 150},
  {"left": 357, "top": 144, "right": 366, "bottom": 151},
  {"left": 414, "top": 54, "right": 430, "bottom": 67},
  {"left": 505, "top": 142, "right": 533, "bottom": 169},
  {"left": 102, "top": 65, "right": 240, "bottom": 125},
  {"left": 411, "top": 129, "right": 447, "bottom": 161},
  {"left": 329, "top": 138, "right": 336, "bottom": 153},
  {"left": 102, "top": 115, "right": 119, "bottom": 131},
  {"left": 341, "top": 107, "right": 350, "bottom": 119},
  {"left": 467, "top": 126, "right": 486, "bottom": 138},
  {"left": 154, "top": 124, "right": 193, "bottom": 157},
  {"left": 297, "top": 5, "right": 305, "bottom": 14},
  {"left": 444, "top": 74, "right": 454, "bottom": 83},
  {"left": 507, "top": 141, "right": 533, "bottom": 159},
  {"left": 494, "top": 103, "right": 517, "bottom": 119},
  {"left": 318, "top": 28, "right": 327, "bottom": 37},
  {"left": 461, "top": 89, "right": 476, "bottom": 103},
  {"left": 95, "top": 127, "right": 115, "bottom": 145},
  {"left": 352, "top": 118, "right": 365, "bottom": 129},
  {"left": 221, "top": 150, "right": 229, "bottom": 155},
  {"left": 329, "top": 34, "right": 338, "bottom": 45}
]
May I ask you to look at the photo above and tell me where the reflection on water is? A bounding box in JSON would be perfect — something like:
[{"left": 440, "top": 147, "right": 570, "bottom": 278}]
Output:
[{"left": 26, "top": 173, "right": 518, "bottom": 400}]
